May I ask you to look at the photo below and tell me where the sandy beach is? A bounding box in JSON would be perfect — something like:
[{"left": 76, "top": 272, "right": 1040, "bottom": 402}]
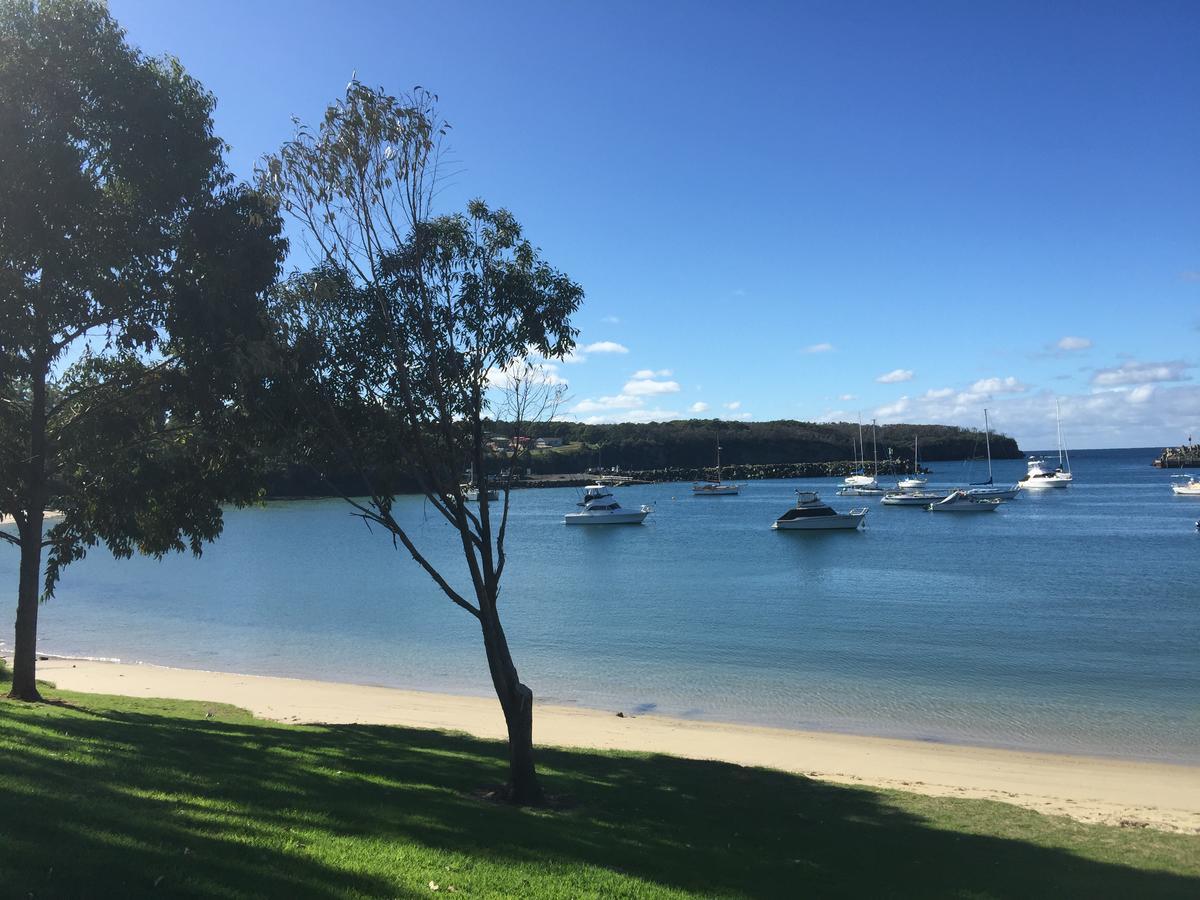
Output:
[{"left": 21, "top": 656, "right": 1199, "bottom": 834}]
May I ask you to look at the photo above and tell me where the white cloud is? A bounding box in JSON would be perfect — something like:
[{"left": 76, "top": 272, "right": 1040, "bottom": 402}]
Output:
[
  {"left": 970, "top": 376, "right": 1028, "bottom": 395},
  {"left": 923, "top": 387, "right": 955, "bottom": 399},
  {"left": 690, "top": 401, "right": 710, "bottom": 413},
  {"left": 876, "top": 368, "right": 914, "bottom": 384},
  {"left": 1092, "top": 360, "right": 1191, "bottom": 387},
  {"left": 601, "top": 315, "right": 621, "bottom": 324},
  {"left": 803, "top": 342, "right": 834, "bottom": 354},
  {"left": 571, "top": 394, "right": 641, "bottom": 414},
  {"left": 561, "top": 351, "right": 588, "bottom": 364},
  {"left": 578, "top": 408, "right": 681, "bottom": 425},
  {"left": 623, "top": 377, "right": 681, "bottom": 396},
  {"left": 1128, "top": 384, "right": 1155, "bottom": 404},
  {"left": 485, "top": 360, "right": 566, "bottom": 389},
  {"left": 632, "top": 368, "right": 673, "bottom": 379},
  {"left": 838, "top": 394, "right": 857, "bottom": 401},
  {"left": 582, "top": 341, "right": 629, "bottom": 354},
  {"left": 875, "top": 396, "right": 910, "bottom": 418},
  {"left": 1057, "top": 336, "right": 1092, "bottom": 351},
  {"left": 725, "top": 401, "right": 742, "bottom": 410}
]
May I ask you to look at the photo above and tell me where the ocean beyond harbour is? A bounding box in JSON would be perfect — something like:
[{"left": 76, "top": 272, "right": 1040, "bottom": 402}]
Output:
[{"left": 4, "top": 447, "right": 1198, "bottom": 764}]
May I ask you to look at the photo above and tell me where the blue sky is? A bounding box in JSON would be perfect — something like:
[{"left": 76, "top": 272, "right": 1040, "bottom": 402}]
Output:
[{"left": 109, "top": 0, "right": 1198, "bottom": 449}]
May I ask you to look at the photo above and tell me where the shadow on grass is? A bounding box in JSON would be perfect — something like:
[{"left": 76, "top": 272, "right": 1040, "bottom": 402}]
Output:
[{"left": 0, "top": 694, "right": 1197, "bottom": 898}]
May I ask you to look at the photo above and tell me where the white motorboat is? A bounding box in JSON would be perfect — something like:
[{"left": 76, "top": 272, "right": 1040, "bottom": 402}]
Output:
[
  {"left": 1020, "top": 457, "right": 1071, "bottom": 489},
  {"left": 1021, "top": 401, "right": 1073, "bottom": 488},
  {"left": 1171, "top": 475, "right": 1200, "bottom": 496},
  {"left": 773, "top": 491, "right": 867, "bottom": 530},
  {"left": 897, "top": 435, "right": 927, "bottom": 489},
  {"left": 564, "top": 485, "right": 652, "bottom": 525},
  {"left": 966, "top": 409, "right": 1021, "bottom": 501},
  {"left": 693, "top": 434, "right": 740, "bottom": 495},
  {"left": 882, "top": 489, "right": 952, "bottom": 506},
  {"left": 928, "top": 490, "right": 1000, "bottom": 512}
]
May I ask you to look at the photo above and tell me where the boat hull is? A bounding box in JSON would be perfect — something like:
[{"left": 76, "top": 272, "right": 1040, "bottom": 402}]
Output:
[
  {"left": 929, "top": 500, "right": 999, "bottom": 512},
  {"left": 882, "top": 491, "right": 950, "bottom": 506},
  {"left": 692, "top": 484, "right": 740, "bottom": 495},
  {"left": 1019, "top": 477, "right": 1070, "bottom": 489},
  {"left": 773, "top": 512, "right": 866, "bottom": 530},
  {"left": 1171, "top": 484, "right": 1200, "bottom": 496},
  {"left": 564, "top": 510, "right": 650, "bottom": 525},
  {"left": 966, "top": 485, "right": 1020, "bottom": 500},
  {"left": 897, "top": 478, "right": 927, "bottom": 489}
]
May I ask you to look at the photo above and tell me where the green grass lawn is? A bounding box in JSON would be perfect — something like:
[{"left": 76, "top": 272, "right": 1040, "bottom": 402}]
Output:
[{"left": 1, "top": 689, "right": 1197, "bottom": 898}]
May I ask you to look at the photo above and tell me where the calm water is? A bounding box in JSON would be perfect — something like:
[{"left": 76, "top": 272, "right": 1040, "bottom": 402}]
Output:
[{"left": 3, "top": 448, "right": 1198, "bottom": 763}]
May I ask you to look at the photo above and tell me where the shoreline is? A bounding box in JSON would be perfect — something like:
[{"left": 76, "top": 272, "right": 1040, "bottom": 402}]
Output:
[{"left": 21, "top": 656, "right": 1200, "bottom": 834}]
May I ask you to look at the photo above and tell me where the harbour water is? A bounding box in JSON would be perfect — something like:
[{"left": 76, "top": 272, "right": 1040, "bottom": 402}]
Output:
[{"left": 3, "top": 448, "right": 1198, "bottom": 763}]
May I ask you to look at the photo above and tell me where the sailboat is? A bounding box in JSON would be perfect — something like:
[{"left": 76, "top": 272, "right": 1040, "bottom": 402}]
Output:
[
  {"left": 839, "top": 419, "right": 885, "bottom": 495},
  {"left": 966, "top": 409, "right": 1021, "bottom": 500},
  {"left": 842, "top": 416, "right": 878, "bottom": 490},
  {"left": 693, "top": 434, "right": 740, "bottom": 495},
  {"left": 897, "top": 435, "right": 927, "bottom": 489},
  {"left": 1020, "top": 400, "right": 1073, "bottom": 489}
]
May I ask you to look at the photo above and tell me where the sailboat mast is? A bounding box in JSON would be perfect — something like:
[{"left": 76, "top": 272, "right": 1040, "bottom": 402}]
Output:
[
  {"left": 716, "top": 432, "right": 722, "bottom": 484},
  {"left": 871, "top": 419, "right": 879, "bottom": 476},
  {"left": 984, "top": 408, "right": 993, "bottom": 481},
  {"left": 857, "top": 415, "right": 865, "bottom": 473},
  {"left": 1057, "top": 399, "right": 1071, "bottom": 473}
]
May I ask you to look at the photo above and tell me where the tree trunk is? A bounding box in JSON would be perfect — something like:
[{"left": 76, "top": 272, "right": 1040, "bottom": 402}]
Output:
[
  {"left": 10, "top": 351, "right": 47, "bottom": 702},
  {"left": 480, "top": 607, "right": 543, "bottom": 805},
  {"left": 9, "top": 517, "right": 44, "bottom": 702}
]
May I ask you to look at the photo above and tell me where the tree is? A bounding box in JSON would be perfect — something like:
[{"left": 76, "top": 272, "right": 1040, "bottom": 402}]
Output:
[
  {"left": 258, "top": 82, "right": 582, "bottom": 804},
  {"left": 0, "top": 0, "right": 285, "bottom": 700}
]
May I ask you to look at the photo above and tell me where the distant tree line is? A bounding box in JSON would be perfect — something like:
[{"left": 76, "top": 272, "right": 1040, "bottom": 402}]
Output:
[{"left": 512, "top": 419, "right": 1020, "bottom": 475}]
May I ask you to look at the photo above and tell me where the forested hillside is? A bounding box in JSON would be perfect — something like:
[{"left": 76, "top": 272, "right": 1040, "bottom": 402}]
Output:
[{"left": 520, "top": 419, "right": 1020, "bottom": 475}]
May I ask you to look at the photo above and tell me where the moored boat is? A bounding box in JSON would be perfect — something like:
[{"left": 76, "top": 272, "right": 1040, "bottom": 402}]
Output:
[
  {"left": 693, "top": 434, "right": 740, "bottom": 495},
  {"left": 1171, "top": 475, "right": 1200, "bottom": 496},
  {"left": 1021, "top": 400, "right": 1073, "bottom": 489},
  {"left": 897, "top": 435, "right": 927, "bottom": 489},
  {"left": 966, "top": 409, "right": 1020, "bottom": 500},
  {"left": 929, "top": 490, "right": 1000, "bottom": 512},
  {"left": 773, "top": 491, "right": 867, "bottom": 530},
  {"left": 882, "top": 489, "right": 952, "bottom": 506},
  {"left": 564, "top": 485, "right": 652, "bottom": 525}
]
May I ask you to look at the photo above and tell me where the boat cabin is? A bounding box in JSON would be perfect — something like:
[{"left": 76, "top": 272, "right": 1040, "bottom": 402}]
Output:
[{"left": 776, "top": 491, "right": 838, "bottom": 520}]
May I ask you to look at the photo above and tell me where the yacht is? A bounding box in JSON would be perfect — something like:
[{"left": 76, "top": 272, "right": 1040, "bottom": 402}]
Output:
[
  {"left": 1171, "top": 475, "right": 1200, "bottom": 496},
  {"left": 882, "top": 488, "right": 952, "bottom": 506},
  {"left": 462, "top": 465, "right": 499, "bottom": 502},
  {"left": 929, "top": 490, "right": 1000, "bottom": 512},
  {"left": 965, "top": 409, "right": 1021, "bottom": 500},
  {"left": 693, "top": 435, "right": 740, "bottom": 495},
  {"left": 564, "top": 485, "right": 652, "bottom": 525},
  {"left": 463, "top": 484, "right": 499, "bottom": 502},
  {"left": 1020, "top": 401, "right": 1073, "bottom": 489},
  {"left": 1020, "top": 457, "right": 1071, "bottom": 489},
  {"left": 843, "top": 418, "right": 879, "bottom": 490},
  {"left": 897, "top": 435, "right": 927, "bottom": 489},
  {"left": 773, "top": 491, "right": 868, "bottom": 530}
]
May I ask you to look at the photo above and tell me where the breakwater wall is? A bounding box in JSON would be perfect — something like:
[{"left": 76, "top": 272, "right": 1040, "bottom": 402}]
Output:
[
  {"left": 609, "top": 459, "right": 924, "bottom": 484},
  {"left": 1153, "top": 444, "right": 1200, "bottom": 468}
]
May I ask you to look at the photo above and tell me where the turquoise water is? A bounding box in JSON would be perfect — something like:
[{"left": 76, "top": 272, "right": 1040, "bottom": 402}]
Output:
[{"left": 3, "top": 448, "right": 1198, "bottom": 763}]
